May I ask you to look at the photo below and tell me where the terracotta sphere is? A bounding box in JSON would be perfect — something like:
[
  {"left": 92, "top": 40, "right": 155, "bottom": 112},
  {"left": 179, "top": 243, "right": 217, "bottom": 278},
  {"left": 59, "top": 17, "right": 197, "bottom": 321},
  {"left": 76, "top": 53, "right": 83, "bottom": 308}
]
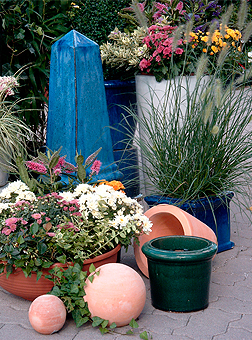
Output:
[
  {"left": 29, "top": 295, "right": 66, "bottom": 335},
  {"left": 84, "top": 263, "right": 146, "bottom": 327}
]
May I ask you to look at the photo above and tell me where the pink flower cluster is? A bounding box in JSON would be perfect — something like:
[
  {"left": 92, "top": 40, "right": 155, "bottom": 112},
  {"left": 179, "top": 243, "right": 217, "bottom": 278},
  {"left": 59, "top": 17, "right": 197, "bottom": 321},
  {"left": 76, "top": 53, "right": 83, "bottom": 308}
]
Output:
[
  {"left": 2, "top": 217, "right": 27, "bottom": 235},
  {"left": 25, "top": 161, "right": 47, "bottom": 174},
  {"left": 139, "top": 25, "right": 184, "bottom": 73},
  {"left": 1, "top": 192, "right": 82, "bottom": 238},
  {"left": 90, "top": 160, "right": 102, "bottom": 175}
]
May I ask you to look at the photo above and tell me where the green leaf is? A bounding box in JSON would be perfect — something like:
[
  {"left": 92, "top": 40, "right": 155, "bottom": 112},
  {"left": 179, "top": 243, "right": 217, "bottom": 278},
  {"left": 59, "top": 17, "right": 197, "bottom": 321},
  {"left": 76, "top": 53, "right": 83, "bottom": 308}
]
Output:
[
  {"left": 92, "top": 316, "right": 104, "bottom": 327},
  {"left": 129, "top": 318, "right": 139, "bottom": 329},
  {"left": 37, "top": 242, "right": 47, "bottom": 255},
  {"left": 14, "top": 5, "right": 21, "bottom": 14},
  {"left": 56, "top": 255, "right": 66, "bottom": 264},
  {"left": 101, "top": 320, "right": 109, "bottom": 328},
  {"left": 99, "top": 327, "right": 109, "bottom": 334},
  {"left": 88, "top": 274, "right": 94, "bottom": 283},
  {"left": 30, "top": 222, "right": 39, "bottom": 235},
  {"left": 17, "top": 235, "right": 25, "bottom": 245},
  {"left": 126, "top": 330, "right": 134, "bottom": 335},
  {"left": 70, "top": 284, "right": 79, "bottom": 294},
  {"left": 36, "top": 271, "right": 43, "bottom": 281},
  {"left": 89, "top": 263, "right": 96, "bottom": 273},
  {"left": 140, "top": 331, "right": 152, "bottom": 340},
  {"left": 35, "top": 258, "right": 42, "bottom": 266},
  {"left": 110, "top": 322, "right": 117, "bottom": 329}
]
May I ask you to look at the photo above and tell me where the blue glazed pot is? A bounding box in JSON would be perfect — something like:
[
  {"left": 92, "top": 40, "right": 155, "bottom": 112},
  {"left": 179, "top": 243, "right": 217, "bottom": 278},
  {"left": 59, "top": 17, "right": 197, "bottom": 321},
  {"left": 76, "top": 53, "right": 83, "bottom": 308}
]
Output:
[
  {"left": 144, "top": 192, "right": 234, "bottom": 253},
  {"left": 104, "top": 79, "right": 137, "bottom": 151}
]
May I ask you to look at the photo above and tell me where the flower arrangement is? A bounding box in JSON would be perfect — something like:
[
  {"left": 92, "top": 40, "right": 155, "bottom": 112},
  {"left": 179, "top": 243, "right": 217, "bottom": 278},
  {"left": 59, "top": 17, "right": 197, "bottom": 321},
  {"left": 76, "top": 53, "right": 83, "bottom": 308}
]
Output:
[
  {"left": 0, "top": 180, "right": 152, "bottom": 278},
  {"left": 100, "top": 0, "right": 251, "bottom": 82}
]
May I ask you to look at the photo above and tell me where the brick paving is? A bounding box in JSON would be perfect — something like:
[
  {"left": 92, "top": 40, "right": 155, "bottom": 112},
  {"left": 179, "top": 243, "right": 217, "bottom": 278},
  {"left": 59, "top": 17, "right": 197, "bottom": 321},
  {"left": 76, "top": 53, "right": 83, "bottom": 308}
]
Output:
[{"left": 0, "top": 199, "right": 251, "bottom": 339}]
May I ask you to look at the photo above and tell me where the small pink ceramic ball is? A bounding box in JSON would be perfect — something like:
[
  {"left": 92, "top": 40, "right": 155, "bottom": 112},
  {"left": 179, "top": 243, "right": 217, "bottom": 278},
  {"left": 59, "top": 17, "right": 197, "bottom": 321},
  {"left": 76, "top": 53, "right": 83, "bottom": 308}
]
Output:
[
  {"left": 29, "top": 295, "right": 66, "bottom": 335},
  {"left": 84, "top": 263, "right": 146, "bottom": 327}
]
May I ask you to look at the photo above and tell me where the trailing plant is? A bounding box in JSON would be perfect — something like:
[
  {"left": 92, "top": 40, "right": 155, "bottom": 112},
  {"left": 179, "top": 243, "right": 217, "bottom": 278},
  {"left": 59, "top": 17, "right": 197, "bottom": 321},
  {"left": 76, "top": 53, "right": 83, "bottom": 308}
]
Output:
[
  {"left": 0, "top": 0, "right": 72, "bottom": 147},
  {"left": 47, "top": 263, "right": 152, "bottom": 339}
]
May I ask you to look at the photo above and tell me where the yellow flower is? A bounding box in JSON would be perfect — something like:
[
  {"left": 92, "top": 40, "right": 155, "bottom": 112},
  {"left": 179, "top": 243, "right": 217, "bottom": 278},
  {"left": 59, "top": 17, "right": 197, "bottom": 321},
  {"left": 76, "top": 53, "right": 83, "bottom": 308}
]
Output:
[
  {"left": 225, "top": 34, "right": 230, "bottom": 39},
  {"left": 203, "top": 48, "right": 207, "bottom": 53},
  {"left": 201, "top": 36, "right": 208, "bottom": 43},
  {"left": 232, "top": 41, "right": 236, "bottom": 47},
  {"left": 211, "top": 45, "right": 219, "bottom": 53},
  {"left": 238, "top": 46, "right": 241, "bottom": 52}
]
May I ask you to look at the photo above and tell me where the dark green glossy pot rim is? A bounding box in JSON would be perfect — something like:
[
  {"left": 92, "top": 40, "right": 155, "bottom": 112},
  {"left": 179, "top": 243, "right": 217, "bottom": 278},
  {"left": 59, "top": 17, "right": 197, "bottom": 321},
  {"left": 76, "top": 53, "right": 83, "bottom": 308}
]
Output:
[{"left": 142, "top": 236, "right": 217, "bottom": 263}]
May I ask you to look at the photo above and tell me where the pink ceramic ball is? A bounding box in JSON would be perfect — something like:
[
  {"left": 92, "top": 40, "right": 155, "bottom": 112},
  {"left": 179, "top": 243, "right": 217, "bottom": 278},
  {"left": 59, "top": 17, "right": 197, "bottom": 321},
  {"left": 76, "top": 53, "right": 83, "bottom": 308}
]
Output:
[
  {"left": 84, "top": 263, "right": 146, "bottom": 327},
  {"left": 29, "top": 295, "right": 66, "bottom": 335}
]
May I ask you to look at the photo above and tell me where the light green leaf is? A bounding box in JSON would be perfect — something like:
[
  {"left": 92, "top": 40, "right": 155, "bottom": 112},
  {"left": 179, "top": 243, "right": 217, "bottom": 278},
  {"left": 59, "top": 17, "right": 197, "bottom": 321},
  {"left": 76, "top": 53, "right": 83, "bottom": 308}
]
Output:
[
  {"left": 89, "top": 263, "right": 96, "bottom": 273},
  {"left": 129, "top": 318, "right": 139, "bottom": 329}
]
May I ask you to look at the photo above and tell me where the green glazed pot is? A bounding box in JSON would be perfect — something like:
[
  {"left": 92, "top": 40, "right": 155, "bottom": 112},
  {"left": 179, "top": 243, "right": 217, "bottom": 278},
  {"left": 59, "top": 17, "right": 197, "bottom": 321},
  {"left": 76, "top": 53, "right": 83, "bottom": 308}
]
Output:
[{"left": 142, "top": 236, "right": 217, "bottom": 312}]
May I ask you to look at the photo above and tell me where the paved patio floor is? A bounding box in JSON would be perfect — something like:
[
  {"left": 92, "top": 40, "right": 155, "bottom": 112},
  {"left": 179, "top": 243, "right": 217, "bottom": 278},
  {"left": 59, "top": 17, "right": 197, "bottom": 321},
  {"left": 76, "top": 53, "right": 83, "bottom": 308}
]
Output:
[{"left": 0, "top": 198, "right": 252, "bottom": 340}]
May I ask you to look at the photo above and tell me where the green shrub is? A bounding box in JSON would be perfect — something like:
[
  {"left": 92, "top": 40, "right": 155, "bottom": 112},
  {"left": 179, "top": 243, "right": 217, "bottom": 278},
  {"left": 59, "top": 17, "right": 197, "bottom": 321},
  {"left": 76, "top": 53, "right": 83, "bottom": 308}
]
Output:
[{"left": 68, "top": 0, "right": 132, "bottom": 79}]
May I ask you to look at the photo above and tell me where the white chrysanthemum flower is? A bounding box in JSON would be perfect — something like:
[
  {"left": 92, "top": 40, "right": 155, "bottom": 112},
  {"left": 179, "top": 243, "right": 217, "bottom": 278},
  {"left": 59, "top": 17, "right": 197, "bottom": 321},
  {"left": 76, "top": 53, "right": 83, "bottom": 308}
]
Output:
[
  {"left": 114, "top": 215, "right": 130, "bottom": 228},
  {"left": 94, "top": 184, "right": 114, "bottom": 197},
  {"left": 139, "top": 215, "right": 153, "bottom": 233},
  {"left": 73, "top": 183, "right": 93, "bottom": 197},
  {"left": 16, "top": 191, "right": 36, "bottom": 202},
  {"left": 59, "top": 191, "right": 75, "bottom": 202},
  {"left": 0, "top": 202, "right": 10, "bottom": 213}
]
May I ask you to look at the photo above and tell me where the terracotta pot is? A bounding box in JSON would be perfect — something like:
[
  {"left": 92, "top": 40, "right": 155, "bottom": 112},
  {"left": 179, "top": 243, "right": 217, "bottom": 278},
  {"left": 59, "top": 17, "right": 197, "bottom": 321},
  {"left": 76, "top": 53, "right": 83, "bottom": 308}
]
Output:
[
  {"left": 0, "top": 244, "right": 121, "bottom": 301},
  {"left": 134, "top": 204, "right": 217, "bottom": 277},
  {"left": 82, "top": 244, "right": 121, "bottom": 273}
]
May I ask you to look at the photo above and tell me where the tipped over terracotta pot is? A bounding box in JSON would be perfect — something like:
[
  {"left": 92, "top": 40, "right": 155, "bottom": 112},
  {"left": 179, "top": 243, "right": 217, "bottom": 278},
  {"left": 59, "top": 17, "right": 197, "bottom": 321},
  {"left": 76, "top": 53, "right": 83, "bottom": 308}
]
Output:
[{"left": 134, "top": 204, "right": 217, "bottom": 277}]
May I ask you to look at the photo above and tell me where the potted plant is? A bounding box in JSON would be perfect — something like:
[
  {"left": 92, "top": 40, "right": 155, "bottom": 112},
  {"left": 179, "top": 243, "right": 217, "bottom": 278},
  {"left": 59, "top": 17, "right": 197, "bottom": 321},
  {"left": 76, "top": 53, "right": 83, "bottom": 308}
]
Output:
[
  {"left": 0, "top": 149, "right": 152, "bottom": 301},
  {"left": 0, "top": 75, "right": 32, "bottom": 186}
]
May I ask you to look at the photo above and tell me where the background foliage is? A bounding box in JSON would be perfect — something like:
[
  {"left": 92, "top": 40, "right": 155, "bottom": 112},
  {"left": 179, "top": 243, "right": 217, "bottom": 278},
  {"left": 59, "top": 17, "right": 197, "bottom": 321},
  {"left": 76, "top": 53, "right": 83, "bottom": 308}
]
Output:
[
  {"left": 0, "top": 0, "right": 72, "bottom": 148},
  {"left": 68, "top": 0, "right": 132, "bottom": 80}
]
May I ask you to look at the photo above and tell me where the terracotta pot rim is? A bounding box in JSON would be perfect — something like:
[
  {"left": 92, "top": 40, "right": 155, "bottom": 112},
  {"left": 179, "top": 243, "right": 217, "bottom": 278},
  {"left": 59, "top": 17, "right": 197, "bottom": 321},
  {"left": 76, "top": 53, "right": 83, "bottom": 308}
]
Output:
[
  {"left": 0, "top": 245, "right": 121, "bottom": 275},
  {"left": 83, "top": 244, "right": 121, "bottom": 265}
]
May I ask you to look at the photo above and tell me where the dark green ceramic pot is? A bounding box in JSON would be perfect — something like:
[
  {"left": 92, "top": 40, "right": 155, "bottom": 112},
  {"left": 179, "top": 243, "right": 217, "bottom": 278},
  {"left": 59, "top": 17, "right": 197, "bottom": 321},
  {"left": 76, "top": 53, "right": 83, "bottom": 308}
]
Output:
[{"left": 142, "top": 236, "right": 217, "bottom": 312}]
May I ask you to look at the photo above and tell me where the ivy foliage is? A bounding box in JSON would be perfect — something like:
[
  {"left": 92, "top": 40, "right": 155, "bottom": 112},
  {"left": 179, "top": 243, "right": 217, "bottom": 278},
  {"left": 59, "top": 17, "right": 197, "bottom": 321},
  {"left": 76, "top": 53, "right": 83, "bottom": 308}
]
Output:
[
  {"left": 0, "top": 0, "right": 72, "bottom": 146},
  {"left": 48, "top": 263, "right": 152, "bottom": 338}
]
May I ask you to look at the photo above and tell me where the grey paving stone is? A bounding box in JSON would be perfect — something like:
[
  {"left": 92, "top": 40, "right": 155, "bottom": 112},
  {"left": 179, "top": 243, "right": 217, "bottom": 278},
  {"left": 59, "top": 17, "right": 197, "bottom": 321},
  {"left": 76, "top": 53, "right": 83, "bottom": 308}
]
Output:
[
  {"left": 228, "top": 313, "right": 252, "bottom": 332},
  {"left": 210, "top": 296, "right": 252, "bottom": 314},
  {"left": 212, "top": 326, "right": 252, "bottom": 339},
  {"left": 172, "top": 308, "right": 241, "bottom": 340}
]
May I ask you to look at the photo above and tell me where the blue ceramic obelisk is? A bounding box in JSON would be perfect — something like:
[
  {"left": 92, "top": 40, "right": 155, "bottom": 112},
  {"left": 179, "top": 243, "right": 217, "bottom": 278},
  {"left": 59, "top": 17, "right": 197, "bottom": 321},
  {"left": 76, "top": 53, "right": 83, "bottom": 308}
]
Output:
[{"left": 46, "top": 30, "right": 121, "bottom": 180}]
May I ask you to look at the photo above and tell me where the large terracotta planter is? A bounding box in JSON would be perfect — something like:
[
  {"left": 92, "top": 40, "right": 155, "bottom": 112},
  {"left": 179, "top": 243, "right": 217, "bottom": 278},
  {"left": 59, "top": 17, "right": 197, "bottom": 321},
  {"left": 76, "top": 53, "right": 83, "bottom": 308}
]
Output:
[
  {"left": 0, "top": 245, "right": 121, "bottom": 301},
  {"left": 134, "top": 204, "right": 217, "bottom": 277},
  {"left": 142, "top": 236, "right": 217, "bottom": 312}
]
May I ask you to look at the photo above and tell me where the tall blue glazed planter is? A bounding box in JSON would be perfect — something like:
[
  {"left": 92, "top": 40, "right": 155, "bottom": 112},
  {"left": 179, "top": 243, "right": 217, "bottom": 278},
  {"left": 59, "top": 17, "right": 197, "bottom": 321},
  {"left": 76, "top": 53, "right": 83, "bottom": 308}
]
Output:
[
  {"left": 104, "top": 80, "right": 139, "bottom": 198},
  {"left": 145, "top": 192, "right": 234, "bottom": 253}
]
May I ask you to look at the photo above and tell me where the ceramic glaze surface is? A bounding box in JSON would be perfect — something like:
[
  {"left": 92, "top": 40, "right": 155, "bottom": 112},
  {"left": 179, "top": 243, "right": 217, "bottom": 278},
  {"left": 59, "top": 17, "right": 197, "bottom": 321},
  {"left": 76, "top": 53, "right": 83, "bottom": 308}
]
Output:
[
  {"left": 29, "top": 295, "right": 66, "bottom": 335},
  {"left": 84, "top": 263, "right": 146, "bottom": 327},
  {"left": 134, "top": 204, "right": 217, "bottom": 277}
]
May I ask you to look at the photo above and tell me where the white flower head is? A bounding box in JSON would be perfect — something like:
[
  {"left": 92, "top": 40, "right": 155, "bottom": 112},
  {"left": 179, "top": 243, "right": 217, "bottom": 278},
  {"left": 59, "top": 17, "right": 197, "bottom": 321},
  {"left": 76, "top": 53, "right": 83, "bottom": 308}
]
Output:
[{"left": 59, "top": 191, "right": 75, "bottom": 202}]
